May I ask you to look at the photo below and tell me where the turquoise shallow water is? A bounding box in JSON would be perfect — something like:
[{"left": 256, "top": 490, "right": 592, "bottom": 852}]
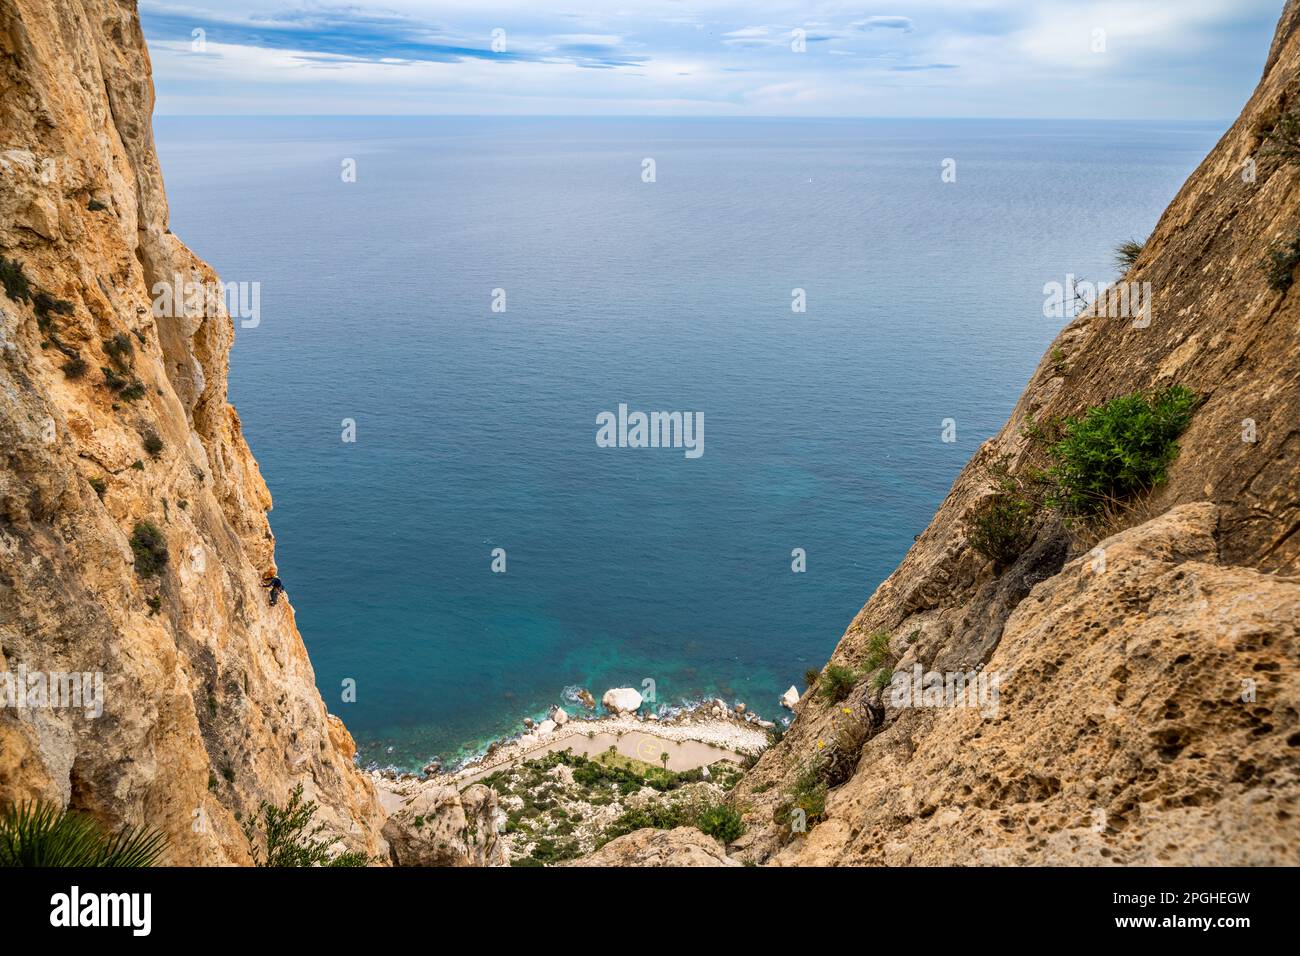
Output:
[{"left": 153, "top": 116, "right": 1221, "bottom": 769}]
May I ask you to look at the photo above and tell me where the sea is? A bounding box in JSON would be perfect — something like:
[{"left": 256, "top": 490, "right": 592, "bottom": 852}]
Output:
[{"left": 152, "top": 115, "right": 1223, "bottom": 769}]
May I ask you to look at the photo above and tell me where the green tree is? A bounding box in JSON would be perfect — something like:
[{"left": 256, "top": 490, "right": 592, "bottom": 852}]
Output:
[{"left": 242, "top": 784, "right": 369, "bottom": 867}]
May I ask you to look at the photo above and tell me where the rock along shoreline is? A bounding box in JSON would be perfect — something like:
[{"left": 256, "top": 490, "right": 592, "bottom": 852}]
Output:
[{"left": 368, "top": 687, "right": 783, "bottom": 796}]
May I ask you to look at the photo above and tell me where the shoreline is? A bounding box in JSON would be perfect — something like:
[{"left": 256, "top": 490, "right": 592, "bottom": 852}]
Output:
[
  {"left": 369, "top": 696, "right": 778, "bottom": 806},
  {"left": 361, "top": 689, "right": 788, "bottom": 779}
]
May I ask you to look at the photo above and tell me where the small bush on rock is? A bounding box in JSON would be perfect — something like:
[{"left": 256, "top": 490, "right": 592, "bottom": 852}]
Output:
[
  {"left": 818, "top": 664, "right": 858, "bottom": 704},
  {"left": 129, "top": 520, "right": 168, "bottom": 577},
  {"left": 1048, "top": 385, "right": 1197, "bottom": 514},
  {"left": 695, "top": 803, "right": 746, "bottom": 844},
  {"left": 142, "top": 429, "right": 164, "bottom": 458},
  {"left": 242, "top": 784, "right": 368, "bottom": 867},
  {"left": 1264, "top": 232, "right": 1300, "bottom": 291},
  {"left": 0, "top": 257, "right": 31, "bottom": 303},
  {"left": 1113, "top": 238, "right": 1144, "bottom": 271}
]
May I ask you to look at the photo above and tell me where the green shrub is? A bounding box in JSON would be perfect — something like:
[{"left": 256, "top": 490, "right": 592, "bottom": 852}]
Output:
[
  {"left": 968, "top": 492, "right": 1035, "bottom": 566},
  {"left": 34, "top": 292, "right": 73, "bottom": 322},
  {"left": 966, "top": 455, "right": 1044, "bottom": 567},
  {"left": 0, "top": 801, "right": 166, "bottom": 867},
  {"left": 129, "top": 520, "right": 168, "bottom": 577},
  {"left": 527, "top": 836, "right": 581, "bottom": 864},
  {"left": 695, "top": 803, "right": 746, "bottom": 844},
  {"left": 862, "top": 630, "right": 892, "bottom": 672},
  {"left": 88, "top": 477, "right": 106, "bottom": 499},
  {"left": 818, "top": 664, "right": 858, "bottom": 704},
  {"left": 103, "top": 332, "right": 134, "bottom": 364},
  {"left": 598, "top": 802, "right": 686, "bottom": 847},
  {"left": 803, "top": 668, "right": 821, "bottom": 688},
  {"left": 0, "top": 256, "right": 31, "bottom": 303},
  {"left": 142, "top": 429, "right": 164, "bottom": 458},
  {"left": 1113, "top": 239, "right": 1144, "bottom": 272},
  {"left": 61, "top": 357, "right": 88, "bottom": 379},
  {"left": 1048, "top": 385, "right": 1197, "bottom": 514},
  {"left": 1264, "top": 233, "right": 1300, "bottom": 291},
  {"left": 1049, "top": 347, "right": 1068, "bottom": 375},
  {"left": 118, "top": 382, "right": 147, "bottom": 402},
  {"left": 821, "top": 711, "right": 872, "bottom": 788},
  {"left": 1263, "top": 107, "right": 1300, "bottom": 162},
  {"left": 88, "top": 198, "right": 109, "bottom": 212},
  {"left": 778, "top": 762, "right": 827, "bottom": 830},
  {"left": 241, "top": 784, "right": 369, "bottom": 867}
]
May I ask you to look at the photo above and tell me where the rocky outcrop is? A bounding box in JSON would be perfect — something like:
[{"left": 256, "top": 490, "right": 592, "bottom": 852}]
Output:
[
  {"left": 764, "top": 504, "right": 1298, "bottom": 865},
  {"left": 567, "top": 827, "right": 740, "bottom": 867},
  {"left": 733, "top": 0, "right": 1300, "bottom": 865},
  {"left": 0, "top": 0, "right": 384, "bottom": 863},
  {"left": 382, "top": 784, "right": 507, "bottom": 867},
  {"left": 602, "top": 687, "right": 643, "bottom": 715}
]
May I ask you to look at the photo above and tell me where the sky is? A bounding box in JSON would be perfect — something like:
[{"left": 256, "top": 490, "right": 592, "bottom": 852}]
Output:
[{"left": 140, "top": 0, "right": 1284, "bottom": 118}]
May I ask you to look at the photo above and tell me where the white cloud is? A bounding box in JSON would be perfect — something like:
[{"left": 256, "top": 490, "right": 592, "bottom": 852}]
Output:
[{"left": 143, "top": 0, "right": 1283, "bottom": 118}]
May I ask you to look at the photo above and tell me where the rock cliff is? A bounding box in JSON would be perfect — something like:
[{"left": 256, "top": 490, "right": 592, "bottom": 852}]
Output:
[
  {"left": 730, "top": 0, "right": 1300, "bottom": 865},
  {"left": 0, "top": 0, "right": 385, "bottom": 864}
]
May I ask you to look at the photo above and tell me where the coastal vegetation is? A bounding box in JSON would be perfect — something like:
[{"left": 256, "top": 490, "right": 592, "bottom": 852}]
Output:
[
  {"left": 1263, "top": 104, "right": 1300, "bottom": 161},
  {"left": 482, "top": 747, "right": 745, "bottom": 865},
  {"left": 818, "top": 664, "right": 858, "bottom": 703},
  {"left": 0, "top": 801, "right": 167, "bottom": 867},
  {"left": 129, "top": 520, "right": 169, "bottom": 577},
  {"left": 966, "top": 385, "right": 1197, "bottom": 564},
  {"left": 966, "top": 455, "right": 1039, "bottom": 568},
  {"left": 861, "top": 630, "right": 894, "bottom": 684},
  {"left": 1263, "top": 231, "right": 1300, "bottom": 291},
  {"left": 1113, "top": 238, "right": 1144, "bottom": 271},
  {"left": 142, "top": 429, "right": 164, "bottom": 458},
  {"left": 1047, "top": 385, "right": 1198, "bottom": 514},
  {"left": 0, "top": 255, "right": 31, "bottom": 303},
  {"left": 241, "top": 784, "right": 370, "bottom": 867},
  {"left": 775, "top": 706, "right": 873, "bottom": 835}
]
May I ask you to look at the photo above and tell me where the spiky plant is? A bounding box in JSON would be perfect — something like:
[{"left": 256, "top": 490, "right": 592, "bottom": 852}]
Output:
[
  {"left": 1113, "top": 239, "right": 1144, "bottom": 272},
  {"left": 0, "top": 801, "right": 167, "bottom": 867}
]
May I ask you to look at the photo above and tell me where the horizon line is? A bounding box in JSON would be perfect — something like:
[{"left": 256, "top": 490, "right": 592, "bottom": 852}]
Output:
[{"left": 152, "top": 113, "right": 1234, "bottom": 123}]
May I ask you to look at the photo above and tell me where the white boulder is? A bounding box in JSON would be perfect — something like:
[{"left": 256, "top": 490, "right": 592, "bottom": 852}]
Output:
[
  {"left": 550, "top": 706, "right": 569, "bottom": 726},
  {"left": 780, "top": 685, "right": 800, "bottom": 710},
  {"left": 602, "top": 687, "right": 643, "bottom": 715},
  {"left": 537, "top": 719, "right": 556, "bottom": 736}
]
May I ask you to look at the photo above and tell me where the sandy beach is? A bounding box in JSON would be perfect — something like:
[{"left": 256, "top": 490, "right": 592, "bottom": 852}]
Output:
[{"left": 372, "top": 710, "right": 773, "bottom": 809}]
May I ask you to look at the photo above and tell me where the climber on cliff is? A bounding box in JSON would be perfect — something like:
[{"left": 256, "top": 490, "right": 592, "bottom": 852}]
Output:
[{"left": 260, "top": 569, "right": 285, "bottom": 607}]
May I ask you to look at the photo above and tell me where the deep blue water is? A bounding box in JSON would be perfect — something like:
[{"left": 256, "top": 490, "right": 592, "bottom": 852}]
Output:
[{"left": 153, "top": 116, "right": 1221, "bottom": 769}]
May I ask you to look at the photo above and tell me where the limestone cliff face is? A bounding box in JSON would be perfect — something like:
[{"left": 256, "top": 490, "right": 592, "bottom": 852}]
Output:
[
  {"left": 0, "top": 0, "right": 385, "bottom": 863},
  {"left": 733, "top": 2, "right": 1300, "bottom": 865}
]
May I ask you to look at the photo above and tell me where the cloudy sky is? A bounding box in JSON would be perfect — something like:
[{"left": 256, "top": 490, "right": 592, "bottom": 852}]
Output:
[{"left": 141, "top": 0, "right": 1283, "bottom": 118}]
